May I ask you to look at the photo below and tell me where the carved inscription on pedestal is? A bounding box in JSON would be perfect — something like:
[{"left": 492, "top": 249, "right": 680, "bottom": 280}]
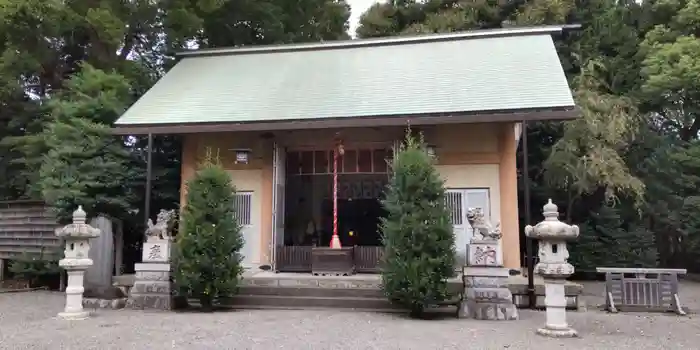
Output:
[
  {"left": 142, "top": 241, "right": 171, "bottom": 262},
  {"left": 468, "top": 243, "right": 502, "bottom": 266}
]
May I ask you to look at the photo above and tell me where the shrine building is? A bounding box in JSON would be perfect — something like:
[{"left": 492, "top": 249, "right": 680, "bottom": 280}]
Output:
[{"left": 113, "top": 25, "right": 578, "bottom": 273}]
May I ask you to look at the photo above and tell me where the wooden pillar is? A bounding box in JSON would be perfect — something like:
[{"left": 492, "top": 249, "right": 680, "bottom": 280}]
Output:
[
  {"left": 179, "top": 135, "right": 198, "bottom": 210},
  {"left": 259, "top": 139, "right": 274, "bottom": 265},
  {"left": 499, "top": 123, "right": 521, "bottom": 269}
]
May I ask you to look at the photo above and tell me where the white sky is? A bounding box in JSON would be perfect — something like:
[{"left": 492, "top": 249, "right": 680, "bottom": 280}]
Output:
[{"left": 347, "top": 0, "right": 383, "bottom": 38}]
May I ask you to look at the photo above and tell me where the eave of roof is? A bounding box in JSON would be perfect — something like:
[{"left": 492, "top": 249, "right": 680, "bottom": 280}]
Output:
[
  {"left": 175, "top": 24, "right": 582, "bottom": 58},
  {"left": 112, "top": 107, "right": 579, "bottom": 135}
]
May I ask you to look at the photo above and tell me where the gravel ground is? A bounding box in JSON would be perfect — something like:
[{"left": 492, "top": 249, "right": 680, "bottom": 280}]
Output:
[{"left": 1, "top": 282, "right": 699, "bottom": 350}]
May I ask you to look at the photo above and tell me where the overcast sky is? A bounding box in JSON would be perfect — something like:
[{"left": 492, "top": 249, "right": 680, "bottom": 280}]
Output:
[{"left": 347, "top": 0, "right": 382, "bottom": 37}]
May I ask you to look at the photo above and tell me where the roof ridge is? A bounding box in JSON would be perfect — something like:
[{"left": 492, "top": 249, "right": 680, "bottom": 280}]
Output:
[{"left": 176, "top": 24, "right": 581, "bottom": 58}]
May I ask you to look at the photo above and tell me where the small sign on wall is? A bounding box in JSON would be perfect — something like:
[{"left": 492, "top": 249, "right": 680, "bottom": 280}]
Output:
[{"left": 230, "top": 148, "right": 252, "bottom": 164}]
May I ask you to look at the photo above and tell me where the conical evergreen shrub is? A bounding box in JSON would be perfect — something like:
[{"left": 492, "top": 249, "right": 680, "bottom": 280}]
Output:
[
  {"left": 380, "top": 131, "right": 456, "bottom": 317},
  {"left": 173, "top": 151, "right": 244, "bottom": 311}
]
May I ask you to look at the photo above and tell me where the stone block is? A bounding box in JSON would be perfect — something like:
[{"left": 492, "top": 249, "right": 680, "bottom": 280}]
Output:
[
  {"left": 134, "top": 262, "right": 171, "bottom": 272},
  {"left": 278, "top": 278, "right": 319, "bottom": 288},
  {"left": 111, "top": 298, "right": 126, "bottom": 309},
  {"left": 464, "top": 287, "right": 513, "bottom": 303},
  {"left": 82, "top": 297, "right": 127, "bottom": 310},
  {"left": 468, "top": 240, "right": 503, "bottom": 267},
  {"left": 142, "top": 240, "right": 172, "bottom": 262},
  {"left": 464, "top": 266, "right": 510, "bottom": 277},
  {"left": 465, "top": 276, "right": 509, "bottom": 288},
  {"left": 460, "top": 300, "right": 518, "bottom": 320},
  {"left": 127, "top": 294, "right": 171, "bottom": 310},
  {"left": 128, "top": 262, "right": 173, "bottom": 311},
  {"left": 135, "top": 270, "right": 170, "bottom": 281},
  {"left": 131, "top": 280, "right": 172, "bottom": 294}
]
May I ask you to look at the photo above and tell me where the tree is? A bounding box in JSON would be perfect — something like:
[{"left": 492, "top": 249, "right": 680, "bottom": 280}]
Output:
[
  {"left": 570, "top": 205, "right": 657, "bottom": 271},
  {"left": 32, "top": 64, "right": 136, "bottom": 222},
  {"left": 356, "top": 0, "right": 661, "bottom": 272},
  {"left": 357, "top": 0, "right": 506, "bottom": 38},
  {"left": 380, "top": 131, "right": 455, "bottom": 317},
  {"left": 173, "top": 152, "right": 244, "bottom": 311},
  {"left": 544, "top": 62, "right": 646, "bottom": 212},
  {"left": 639, "top": 0, "right": 700, "bottom": 142}
]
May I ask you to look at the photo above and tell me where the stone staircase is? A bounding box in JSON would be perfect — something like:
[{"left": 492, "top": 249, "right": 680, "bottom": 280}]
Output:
[
  {"left": 113, "top": 271, "right": 585, "bottom": 312},
  {"left": 216, "top": 272, "right": 406, "bottom": 312}
]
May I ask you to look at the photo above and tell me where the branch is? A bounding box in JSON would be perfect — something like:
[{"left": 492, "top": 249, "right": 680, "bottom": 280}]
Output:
[
  {"left": 119, "top": 33, "right": 136, "bottom": 60},
  {"left": 682, "top": 115, "right": 700, "bottom": 142},
  {"left": 119, "top": 24, "right": 141, "bottom": 61}
]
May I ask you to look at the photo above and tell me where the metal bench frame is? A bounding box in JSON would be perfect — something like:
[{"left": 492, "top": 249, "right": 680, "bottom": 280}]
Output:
[{"left": 596, "top": 267, "right": 687, "bottom": 315}]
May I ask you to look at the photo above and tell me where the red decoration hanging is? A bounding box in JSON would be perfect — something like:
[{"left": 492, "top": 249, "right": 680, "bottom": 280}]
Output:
[{"left": 330, "top": 135, "right": 343, "bottom": 249}]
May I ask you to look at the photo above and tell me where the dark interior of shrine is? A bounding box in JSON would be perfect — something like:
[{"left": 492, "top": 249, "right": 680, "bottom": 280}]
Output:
[{"left": 283, "top": 148, "right": 390, "bottom": 247}]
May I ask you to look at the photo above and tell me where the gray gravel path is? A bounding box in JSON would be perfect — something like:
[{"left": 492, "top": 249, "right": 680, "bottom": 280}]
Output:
[{"left": 1, "top": 282, "right": 699, "bottom": 350}]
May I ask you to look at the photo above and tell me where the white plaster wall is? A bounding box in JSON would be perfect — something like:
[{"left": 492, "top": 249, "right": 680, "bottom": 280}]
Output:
[
  {"left": 228, "top": 170, "right": 263, "bottom": 265},
  {"left": 436, "top": 164, "right": 501, "bottom": 225}
]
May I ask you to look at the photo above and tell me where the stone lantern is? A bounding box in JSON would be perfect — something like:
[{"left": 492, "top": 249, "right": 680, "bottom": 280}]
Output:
[
  {"left": 525, "top": 199, "right": 579, "bottom": 338},
  {"left": 55, "top": 206, "right": 101, "bottom": 320}
]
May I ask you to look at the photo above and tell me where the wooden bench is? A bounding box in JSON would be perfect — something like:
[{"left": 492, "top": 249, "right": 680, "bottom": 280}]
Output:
[{"left": 596, "top": 267, "right": 687, "bottom": 315}]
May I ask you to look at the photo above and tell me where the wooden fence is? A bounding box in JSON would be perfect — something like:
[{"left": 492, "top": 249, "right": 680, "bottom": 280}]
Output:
[
  {"left": 0, "top": 200, "right": 61, "bottom": 260},
  {"left": 0, "top": 200, "right": 62, "bottom": 281}
]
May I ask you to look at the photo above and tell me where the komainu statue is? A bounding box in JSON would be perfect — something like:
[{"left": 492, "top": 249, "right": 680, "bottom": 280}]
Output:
[
  {"left": 466, "top": 207, "right": 502, "bottom": 241},
  {"left": 145, "top": 209, "right": 176, "bottom": 242}
]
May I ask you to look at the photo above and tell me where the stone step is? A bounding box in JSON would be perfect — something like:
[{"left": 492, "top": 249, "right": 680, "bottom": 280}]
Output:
[
  {"left": 202, "top": 303, "right": 406, "bottom": 313},
  {"left": 218, "top": 294, "right": 403, "bottom": 311},
  {"left": 238, "top": 285, "right": 386, "bottom": 298}
]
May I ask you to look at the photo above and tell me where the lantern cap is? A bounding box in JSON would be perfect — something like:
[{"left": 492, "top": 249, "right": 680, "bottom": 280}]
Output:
[
  {"left": 524, "top": 199, "right": 579, "bottom": 240},
  {"left": 55, "top": 205, "right": 101, "bottom": 239},
  {"left": 73, "top": 206, "right": 87, "bottom": 224},
  {"left": 543, "top": 199, "right": 558, "bottom": 219}
]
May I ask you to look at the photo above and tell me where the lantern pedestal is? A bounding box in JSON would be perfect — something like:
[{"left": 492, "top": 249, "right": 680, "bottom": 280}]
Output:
[
  {"left": 536, "top": 280, "right": 578, "bottom": 337},
  {"left": 57, "top": 265, "right": 92, "bottom": 320}
]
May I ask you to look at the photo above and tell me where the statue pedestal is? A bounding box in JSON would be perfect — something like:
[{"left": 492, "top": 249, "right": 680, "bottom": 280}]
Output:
[
  {"left": 127, "top": 239, "right": 173, "bottom": 310},
  {"left": 460, "top": 240, "right": 518, "bottom": 320}
]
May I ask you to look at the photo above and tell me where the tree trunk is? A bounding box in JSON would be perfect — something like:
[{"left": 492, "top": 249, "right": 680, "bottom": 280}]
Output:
[{"left": 200, "top": 294, "right": 214, "bottom": 312}]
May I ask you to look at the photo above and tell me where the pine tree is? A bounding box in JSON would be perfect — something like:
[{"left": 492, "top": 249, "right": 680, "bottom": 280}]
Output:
[
  {"left": 173, "top": 152, "right": 244, "bottom": 311},
  {"left": 570, "top": 205, "right": 657, "bottom": 271},
  {"left": 35, "top": 64, "right": 137, "bottom": 223},
  {"left": 380, "top": 131, "right": 456, "bottom": 317}
]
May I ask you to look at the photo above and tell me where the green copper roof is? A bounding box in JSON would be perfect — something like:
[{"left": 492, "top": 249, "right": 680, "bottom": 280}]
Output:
[{"left": 114, "top": 26, "right": 575, "bottom": 128}]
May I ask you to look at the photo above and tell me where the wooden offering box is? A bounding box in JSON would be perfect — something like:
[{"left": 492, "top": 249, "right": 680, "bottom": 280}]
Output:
[{"left": 311, "top": 247, "right": 355, "bottom": 276}]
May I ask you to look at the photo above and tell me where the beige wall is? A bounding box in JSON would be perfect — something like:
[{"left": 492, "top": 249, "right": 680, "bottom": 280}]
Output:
[
  {"left": 437, "top": 164, "right": 501, "bottom": 222},
  {"left": 426, "top": 123, "right": 520, "bottom": 269},
  {"left": 227, "top": 169, "right": 263, "bottom": 264},
  {"left": 179, "top": 132, "right": 273, "bottom": 266},
  {"left": 180, "top": 122, "right": 521, "bottom": 269}
]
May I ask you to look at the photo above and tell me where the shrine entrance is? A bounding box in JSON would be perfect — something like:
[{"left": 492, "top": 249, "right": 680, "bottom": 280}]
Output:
[{"left": 274, "top": 145, "right": 392, "bottom": 273}]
